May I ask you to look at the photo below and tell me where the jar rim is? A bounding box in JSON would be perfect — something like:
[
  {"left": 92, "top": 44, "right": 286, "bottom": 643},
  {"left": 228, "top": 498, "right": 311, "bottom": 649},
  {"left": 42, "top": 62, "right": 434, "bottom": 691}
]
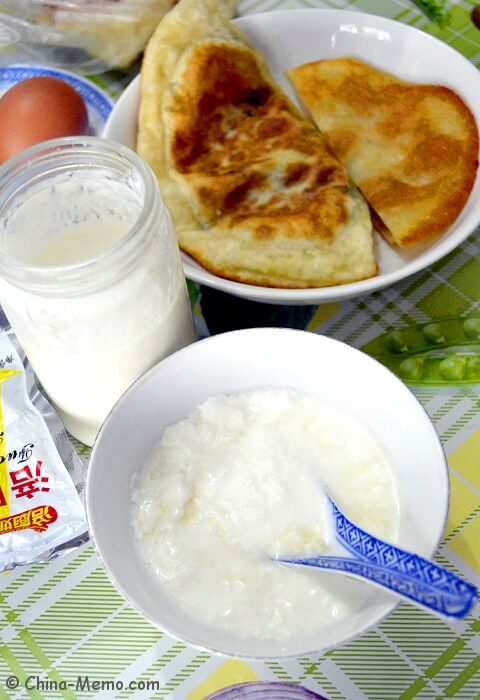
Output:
[{"left": 0, "top": 136, "right": 164, "bottom": 296}]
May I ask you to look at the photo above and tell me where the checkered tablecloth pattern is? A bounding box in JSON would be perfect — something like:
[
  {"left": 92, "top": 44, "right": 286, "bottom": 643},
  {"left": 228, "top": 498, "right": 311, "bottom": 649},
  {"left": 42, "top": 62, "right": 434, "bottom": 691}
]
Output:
[{"left": 1, "top": 1, "right": 480, "bottom": 698}]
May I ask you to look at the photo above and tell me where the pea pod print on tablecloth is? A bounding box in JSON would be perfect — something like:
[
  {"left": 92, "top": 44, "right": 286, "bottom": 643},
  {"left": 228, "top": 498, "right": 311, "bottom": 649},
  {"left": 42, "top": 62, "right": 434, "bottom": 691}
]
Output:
[{"left": 361, "top": 316, "right": 480, "bottom": 385}]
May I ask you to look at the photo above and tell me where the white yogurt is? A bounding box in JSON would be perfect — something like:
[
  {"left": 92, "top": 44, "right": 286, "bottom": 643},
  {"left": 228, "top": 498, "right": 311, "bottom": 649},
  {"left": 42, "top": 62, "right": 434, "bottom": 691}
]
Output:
[
  {"left": 0, "top": 153, "right": 196, "bottom": 446},
  {"left": 31, "top": 222, "right": 130, "bottom": 267},
  {"left": 132, "top": 389, "right": 400, "bottom": 641}
]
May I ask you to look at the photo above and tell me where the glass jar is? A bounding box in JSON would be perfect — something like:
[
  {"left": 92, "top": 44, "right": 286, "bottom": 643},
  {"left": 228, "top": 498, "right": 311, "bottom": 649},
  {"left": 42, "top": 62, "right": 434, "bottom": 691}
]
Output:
[{"left": 0, "top": 137, "right": 196, "bottom": 446}]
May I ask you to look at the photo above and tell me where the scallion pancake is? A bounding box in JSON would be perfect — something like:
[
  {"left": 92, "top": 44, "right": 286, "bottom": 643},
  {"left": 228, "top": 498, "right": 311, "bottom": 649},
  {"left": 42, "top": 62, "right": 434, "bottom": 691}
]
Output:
[
  {"left": 138, "top": 0, "right": 375, "bottom": 288},
  {"left": 288, "top": 58, "right": 479, "bottom": 248}
]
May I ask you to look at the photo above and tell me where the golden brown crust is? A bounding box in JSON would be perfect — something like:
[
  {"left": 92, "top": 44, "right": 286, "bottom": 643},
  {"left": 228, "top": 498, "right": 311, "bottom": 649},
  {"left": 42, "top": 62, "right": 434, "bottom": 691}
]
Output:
[
  {"left": 138, "top": 0, "right": 376, "bottom": 289},
  {"left": 288, "top": 58, "right": 479, "bottom": 248},
  {"left": 167, "top": 42, "right": 351, "bottom": 243},
  {"left": 181, "top": 242, "right": 378, "bottom": 289},
  {"left": 369, "top": 207, "right": 395, "bottom": 246}
]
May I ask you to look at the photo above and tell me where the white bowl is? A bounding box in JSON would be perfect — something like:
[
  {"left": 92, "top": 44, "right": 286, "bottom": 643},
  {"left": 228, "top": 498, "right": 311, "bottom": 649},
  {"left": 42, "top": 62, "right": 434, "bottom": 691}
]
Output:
[
  {"left": 104, "top": 9, "right": 480, "bottom": 305},
  {"left": 87, "top": 328, "right": 449, "bottom": 658}
]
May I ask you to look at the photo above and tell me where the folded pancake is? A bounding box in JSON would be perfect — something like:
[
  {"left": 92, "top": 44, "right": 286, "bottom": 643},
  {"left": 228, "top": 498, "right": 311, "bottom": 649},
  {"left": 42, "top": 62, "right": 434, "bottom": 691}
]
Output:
[
  {"left": 137, "top": 0, "right": 375, "bottom": 288},
  {"left": 287, "top": 58, "right": 479, "bottom": 248}
]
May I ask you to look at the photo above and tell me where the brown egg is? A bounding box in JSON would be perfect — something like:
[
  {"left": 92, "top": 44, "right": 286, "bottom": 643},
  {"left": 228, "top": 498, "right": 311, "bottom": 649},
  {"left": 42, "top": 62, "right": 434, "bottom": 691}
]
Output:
[{"left": 0, "top": 77, "right": 89, "bottom": 164}]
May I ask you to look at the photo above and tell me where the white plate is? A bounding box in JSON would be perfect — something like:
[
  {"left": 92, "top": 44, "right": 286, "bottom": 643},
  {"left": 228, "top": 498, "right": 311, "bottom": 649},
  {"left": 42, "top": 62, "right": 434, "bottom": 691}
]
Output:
[
  {"left": 87, "top": 328, "right": 449, "bottom": 658},
  {"left": 104, "top": 10, "right": 480, "bottom": 305}
]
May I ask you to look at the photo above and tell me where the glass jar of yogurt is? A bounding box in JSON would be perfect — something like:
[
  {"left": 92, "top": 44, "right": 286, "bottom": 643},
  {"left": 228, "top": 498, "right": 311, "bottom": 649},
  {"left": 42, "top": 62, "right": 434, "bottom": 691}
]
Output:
[{"left": 0, "top": 137, "right": 196, "bottom": 446}]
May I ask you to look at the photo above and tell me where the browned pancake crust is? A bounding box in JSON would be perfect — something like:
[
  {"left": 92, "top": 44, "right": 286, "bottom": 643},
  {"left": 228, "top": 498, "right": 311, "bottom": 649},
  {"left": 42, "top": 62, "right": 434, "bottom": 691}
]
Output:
[
  {"left": 288, "top": 58, "right": 479, "bottom": 247},
  {"left": 167, "top": 42, "right": 352, "bottom": 242},
  {"left": 139, "top": 0, "right": 375, "bottom": 289},
  {"left": 180, "top": 245, "right": 378, "bottom": 289}
]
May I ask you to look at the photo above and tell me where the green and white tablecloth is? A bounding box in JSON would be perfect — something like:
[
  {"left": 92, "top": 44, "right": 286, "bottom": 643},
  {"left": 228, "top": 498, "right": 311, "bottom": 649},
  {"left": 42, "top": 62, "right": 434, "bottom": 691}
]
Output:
[{"left": 1, "top": 1, "right": 480, "bottom": 698}]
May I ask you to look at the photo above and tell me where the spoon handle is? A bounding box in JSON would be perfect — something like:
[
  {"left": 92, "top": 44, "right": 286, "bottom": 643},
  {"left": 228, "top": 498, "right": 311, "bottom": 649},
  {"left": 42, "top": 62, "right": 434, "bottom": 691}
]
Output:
[
  {"left": 330, "top": 501, "right": 477, "bottom": 617},
  {"left": 276, "top": 555, "right": 476, "bottom": 618}
]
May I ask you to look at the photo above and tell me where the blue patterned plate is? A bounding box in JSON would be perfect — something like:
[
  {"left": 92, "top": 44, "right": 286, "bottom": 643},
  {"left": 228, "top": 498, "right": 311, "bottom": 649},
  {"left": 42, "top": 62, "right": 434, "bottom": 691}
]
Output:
[{"left": 0, "top": 65, "right": 112, "bottom": 135}]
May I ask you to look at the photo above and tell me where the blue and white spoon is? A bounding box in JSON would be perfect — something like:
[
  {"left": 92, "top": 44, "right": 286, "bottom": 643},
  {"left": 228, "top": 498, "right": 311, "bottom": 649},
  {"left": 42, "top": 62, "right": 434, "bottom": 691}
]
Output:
[{"left": 275, "top": 494, "right": 477, "bottom": 619}]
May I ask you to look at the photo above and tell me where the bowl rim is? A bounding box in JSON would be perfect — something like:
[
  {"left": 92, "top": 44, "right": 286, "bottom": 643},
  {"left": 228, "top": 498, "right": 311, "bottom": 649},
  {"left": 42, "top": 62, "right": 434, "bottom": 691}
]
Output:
[
  {"left": 86, "top": 328, "right": 450, "bottom": 659},
  {"left": 103, "top": 8, "right": 480, "bottom": 304}
]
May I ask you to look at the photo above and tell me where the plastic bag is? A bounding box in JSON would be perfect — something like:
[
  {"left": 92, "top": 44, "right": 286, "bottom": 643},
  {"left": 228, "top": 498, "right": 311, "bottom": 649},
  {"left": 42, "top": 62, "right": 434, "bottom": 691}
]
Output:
[
  {"left": 0, "top": 315, "right": 88, "bottom": 571},
  {"left": 0, "top": 0, "right": 176, "bottom": 72}
]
